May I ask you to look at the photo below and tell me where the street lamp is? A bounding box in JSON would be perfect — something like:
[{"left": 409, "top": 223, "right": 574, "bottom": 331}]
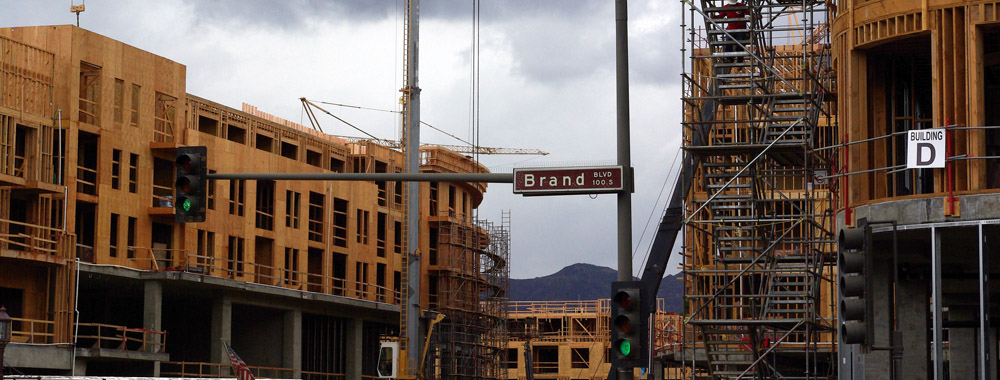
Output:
[{"left": 0, "top": 306, "right": 11, "bottom": 380}]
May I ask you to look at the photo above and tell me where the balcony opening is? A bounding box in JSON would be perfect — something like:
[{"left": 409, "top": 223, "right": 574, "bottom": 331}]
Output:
[
  {"left": 283, "top": 247, "right": 299, "bottom": 286},
  {"left": 285, "top": 190, "right": 301, "bottom": 229},
  {"left": 533, "top": 346, "right": 559, "bottom": 374},
  {"left": 154, "top": 92, "right": 176, "bottom": 142},
  {"left": 352, "top": 156, "right": 367, "bottom": 173},
  {"left": 429, "top": 227, "right": 438, "bottom": 265},
  {"left": 281, "top": 141, "right": 298, "bottom": 160},
  {"left": 198, "top": 115, "right": 219, "bottom": 136},
  {"left": 332, "top": 252, "right": 347, "bottom": 296},
  {"left": 109, "top": 213, "right": 119, "bottom": 258},
  {"left": 255, "top": 180, "right": 275, "bottom": 230},
  {"left": 128, "top": 153, "right": 138, "bottom": 193},
  {"left": 229, "top": 179, "right": 246, "bottom": 216},
  {"left": 6, "top": 194, "right": 29, "bottom": 251},
  {"left": 393, "top": 173, "right": 403, "bottom": 207},
  {"left": 227, "top": 236, "right": 245, "bottom": 278},
  {"left": 127, "top": 217, "right": 136, "bottom": 259},
  {"left": 152, "top": 157, "right": 173, "bottom": 207},
  {"left": 507, "top": 348, "right": 518, "bottom": 369},
  {"left": 111, "top": 149, "right": 121, "bottom": 190},
  {"left": 254, "top": 236, "right": 274, "bottom": 285},
  {"left": 393, "top": 221, "right": 402, "bottom": 254},
  {"left": 74, "top": 201, "right": 96, "bottom": 262},
  {"left": 330, "top": 157, "right": 345, "bottom": 173},
  {"left": 428, "top": 275, "right": 438, "bottom": 309},
  {"left": 306, "top": 149, "right": 322, "bottom": 168},
  {"left": 307, "top": 247, "right": 323, "bottom": 293},
  {"left": 571, "top": 347, "right": 590, "bottom": 368},
  {"left": 376, "top": 212, "right": 386, "bottom": 257},
  {"left": 76, "top": 131, "right": 99, "bottom": 195},
  {"left": 430, "top": 182, "right": 439, "bottom": 215},
  {"left": 227, "top": 125, "right": 246, "bottom": 144},
  {"left": 13, "top": 124, "right": 34, "bottom": 179},
  {"left": 196, "top": 229, "right": 214, "bottom": 269},
  {"left": 448, "top": 185, "right": 456, "bottom": 216},
  {"left": 78, "top": 62, "right": 100, "bottom": 125},
  {"left": 256, "top": 133, "right": 273, "bottom": 153},
  {"left": 870, "top": 36, "right": 933, "bottom": 197},
  {"left": 355, "top": 209, "right": 369, "bottom": 244},
  {"left": 376, "top": 263, "right": 386, "bottom": 302},
  {"left": 393, "top": 271, "right": 401, "bottom": 304},
  {"left": 375, "top": 161, "right": 387, "bottom": 206},
  {"left": 308, "top": 191, "right": 324, "bottom": 242},
  {"left": 332, "top": 198, "right": 348, "bottom": 248},
  {"left": 151, "top": 222, "right": 173, "bottom": 269}
]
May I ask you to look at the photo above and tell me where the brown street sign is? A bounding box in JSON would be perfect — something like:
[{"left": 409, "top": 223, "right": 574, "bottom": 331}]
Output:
[{"left": 513, "top": 166, "right": 624, "bottom": 196}]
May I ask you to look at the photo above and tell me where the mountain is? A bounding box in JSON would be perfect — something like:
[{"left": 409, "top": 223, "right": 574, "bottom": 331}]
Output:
[{"left": 509, "top": 263, "right": 684, "bottom": 313}]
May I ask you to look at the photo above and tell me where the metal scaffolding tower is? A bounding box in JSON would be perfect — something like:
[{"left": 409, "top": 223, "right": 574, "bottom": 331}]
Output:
[
  {"left": 678, "top": 0, "right": 838, "bottom": 379},
  {"left": 430, "top": 212, "right": 510, "bottom": 380}
]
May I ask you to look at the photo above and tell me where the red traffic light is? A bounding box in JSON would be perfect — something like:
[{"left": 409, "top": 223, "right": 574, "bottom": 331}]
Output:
[
  {"left": 613, "top": 290, "right": 634, "bottom": 309},
  {"left": 176, "top": 154, "right": 198, "bottom": 172}
]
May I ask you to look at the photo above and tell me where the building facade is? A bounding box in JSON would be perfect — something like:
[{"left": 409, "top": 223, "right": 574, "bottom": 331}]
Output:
[
  {"left": 833, "top": 1, "right": 1000, "bottom": 379},
  {"left": 0, "top": 25, "right": 508, "bottom": 380}
]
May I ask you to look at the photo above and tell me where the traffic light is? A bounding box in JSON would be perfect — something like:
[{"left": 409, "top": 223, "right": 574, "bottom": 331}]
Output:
[
  {"left": 839, "top": 218, "right": 871, "bottom": 346},
  {"left": 611, "top": 281, "right": 647, "bottom": 368},
  {"left": 175, "top": 146, "right": 207, "bottom": 223}
]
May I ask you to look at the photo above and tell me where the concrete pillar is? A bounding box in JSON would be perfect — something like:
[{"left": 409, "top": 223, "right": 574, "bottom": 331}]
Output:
[
  {"left": 143, "top": 280, "right": 163, "bottom": 376},
  {"left": 210, "top": 293, "right": 232, "bottom": 367},
  {"left": 283, "top": 309, "right": 302, "bottom": 378},
  {"left": 345, "top": 318, "right": 364, "bottom": 379},
  {"left": 899, "top": 278, "right": 929, "bottom": 380},
  {"left": 949, "top": 327, "right": 976, "bottom": 379},
  {"left": 863, "top": 255, "right": 891, "bottom": 380},
  {"left": 73, "top": 357, "right": 87, "bottom": 376},
  {"left": 949, "top": 308, "right": 977, "bottom": 380}
]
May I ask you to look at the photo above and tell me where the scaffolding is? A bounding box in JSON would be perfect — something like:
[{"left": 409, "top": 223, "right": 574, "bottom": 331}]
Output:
[
  {"left": 430, "top": 211, "right": 510, "bottom": 380},
  {"left": 677, "top": 0, "right": 838, "bottom": 379}
]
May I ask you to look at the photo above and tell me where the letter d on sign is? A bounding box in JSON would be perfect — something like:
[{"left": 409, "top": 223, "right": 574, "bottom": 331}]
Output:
[
  {"left": 576, "top": 173, "right": 585, "bottom": 186},
  {"left": 916, "top": 143, "right": 935, "bottom": 166}
]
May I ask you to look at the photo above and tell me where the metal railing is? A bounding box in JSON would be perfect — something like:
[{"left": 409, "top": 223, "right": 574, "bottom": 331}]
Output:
[
  {"left": 185, "top": 254, "right": 402, "bottom": 305},
  {"left": 75, "top": 322, "right": 167, "bottom": 353},
  {"left": 161, "top": 361, "right": 295, "bottom": 378},
  {"left": 11, "top": 317, "right": 55, "bottom": 343},
  {"left": 76, "top": 166, "right": 98, "bottom": 195}
]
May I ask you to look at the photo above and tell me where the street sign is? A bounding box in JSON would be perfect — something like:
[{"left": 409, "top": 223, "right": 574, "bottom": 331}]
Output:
[
  {"left": 513, "top": 166, "right": 624, "bottom": 196},
  {"left": 907, "top": 129, "right": 946, "bottom": 169}
]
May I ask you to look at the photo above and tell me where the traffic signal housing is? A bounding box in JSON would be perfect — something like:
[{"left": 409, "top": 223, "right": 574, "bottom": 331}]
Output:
[
  {"left": 839, "top": 218, "right": 871, "bottom": 347},
  {"left": 611, "top": 281, "right": 648, "bottom": 368},
  {"left": 175, "top": 146, "right": 207, "bottom": 223}
]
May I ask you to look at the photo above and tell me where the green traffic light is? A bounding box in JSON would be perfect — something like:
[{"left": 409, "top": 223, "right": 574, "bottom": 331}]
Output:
[
  {"left": 618, "top": 340, "right": 631, "bottom": 356},
  {"left": 182, "top": 198, "right": 192, "bottom": 212}
]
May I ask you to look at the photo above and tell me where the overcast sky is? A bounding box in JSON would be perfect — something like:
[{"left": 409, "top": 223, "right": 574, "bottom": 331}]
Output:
[{"left": 2, "top": 0, "right": 685, "bottom": 279}]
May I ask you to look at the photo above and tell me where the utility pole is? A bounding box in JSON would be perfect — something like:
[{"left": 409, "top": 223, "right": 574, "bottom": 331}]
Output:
[
  {"left": 615, "top": 0, "right": 633, "bottom": 379},
  {"left": 402, "top": 0, "right": 422, "bottom": 376}
]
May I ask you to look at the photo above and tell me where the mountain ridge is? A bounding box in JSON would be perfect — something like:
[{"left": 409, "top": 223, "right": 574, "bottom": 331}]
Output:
[{"left": 510, "top": 263, "right": 683, "bottom": 313}]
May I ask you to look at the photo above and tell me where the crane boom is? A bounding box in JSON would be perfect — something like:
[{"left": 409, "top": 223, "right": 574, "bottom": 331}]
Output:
[{"left": 300, "top": 98, "right": 548, "bottom": 156}]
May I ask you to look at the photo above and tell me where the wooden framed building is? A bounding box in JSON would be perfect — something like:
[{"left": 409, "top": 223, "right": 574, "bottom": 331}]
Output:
[{"left": 0, "top": 25, "right": 508, "bottom": 380}]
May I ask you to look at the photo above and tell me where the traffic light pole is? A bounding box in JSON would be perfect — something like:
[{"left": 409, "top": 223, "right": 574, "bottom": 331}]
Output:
[{"left": 615, "top": 0, "right": 633, "bottom": 378}]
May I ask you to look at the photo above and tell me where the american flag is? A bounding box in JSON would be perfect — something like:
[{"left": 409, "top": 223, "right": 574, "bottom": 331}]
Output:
[{"left": 224, "top": 341, "right": 256, "bottom": 380}]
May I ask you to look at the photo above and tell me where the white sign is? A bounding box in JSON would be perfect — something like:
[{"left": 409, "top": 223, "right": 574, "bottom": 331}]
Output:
[{"left": 906, "top": 129, "right": 946, "bottom": 169}]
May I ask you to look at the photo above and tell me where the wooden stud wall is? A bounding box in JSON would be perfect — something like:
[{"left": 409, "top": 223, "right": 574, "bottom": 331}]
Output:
[{"left": 833, "top": 0, "right": 1000, "bottom": 211}]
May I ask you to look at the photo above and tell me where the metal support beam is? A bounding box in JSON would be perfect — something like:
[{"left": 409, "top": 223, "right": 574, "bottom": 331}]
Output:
[
  {"left": 207, "top": 172, "right": 513, "bottom": 183},
  {"left": 931, "top": 227, "right": 943, "bottom": 380},
  {"left": 979, "top": 223, "right": 992, "bottom": 380}
]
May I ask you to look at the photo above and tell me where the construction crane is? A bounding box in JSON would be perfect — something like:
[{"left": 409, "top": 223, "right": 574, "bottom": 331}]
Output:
[{"left": 300, "top": 97, "right": 549, "bottom": 156}]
